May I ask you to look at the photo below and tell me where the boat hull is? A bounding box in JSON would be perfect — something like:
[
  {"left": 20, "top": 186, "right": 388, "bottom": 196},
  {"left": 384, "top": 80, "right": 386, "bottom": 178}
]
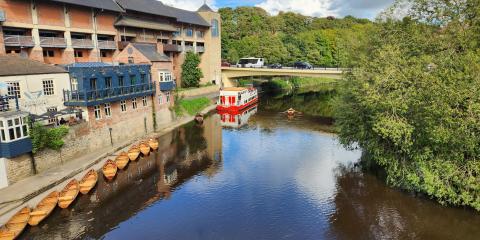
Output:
[
  {"left": 28, "top": 192, "right": 58, "bottom": 226},
  {"left": 216, "top": 97, "right": 258, "bottom": 114},
  {"left": 58, "top": 180, "right": 79, "bottom": 209}
]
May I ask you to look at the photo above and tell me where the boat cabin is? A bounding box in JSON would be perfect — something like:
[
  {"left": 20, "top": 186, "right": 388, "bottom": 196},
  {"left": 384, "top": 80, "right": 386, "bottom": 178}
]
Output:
[{"left": 217, "top": 87, "right": 258, "bottom": 112}]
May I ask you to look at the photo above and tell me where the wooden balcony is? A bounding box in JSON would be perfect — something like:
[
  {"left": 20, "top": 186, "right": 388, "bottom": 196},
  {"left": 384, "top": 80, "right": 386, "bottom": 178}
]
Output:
[
  {"left": 163, "top": 44, "right": 182, "bottom": 52},
  {"left": 40, "top": 37, "right": 67, "bottom": 48},
  {"left": 97, "top": 40, "right": 117, "bottom": 50},
  {"left": 72, "top": 38, "right": 94, "bottom": 49},
  {"left": 3, "top": 35, "right": 35, "bottom": 47},
  {"left": 196, "top": 46, "right": 205, "bottom": 53}
]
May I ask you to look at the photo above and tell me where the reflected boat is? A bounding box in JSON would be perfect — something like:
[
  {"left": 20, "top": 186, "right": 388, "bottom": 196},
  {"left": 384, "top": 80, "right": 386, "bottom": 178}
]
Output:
[
  {"left": 0, "top": 207, "right": 30, "bottom": 239},
  {"left": 115, "top": 152, "right": 130, "bottom": 170},
  {"left": 148, "top": 139, "right": 159, "bottom": 150},
  {"left": 58, "top": 180, "right": 79, "bottom": 209},
  {"left": 128, "top": 146, "right": 140, "bottom": 161},
  {"left": 139, "top": 142, "right": 151, "bottom": 155},
  {"left": 102, "top": 160, "right": 118, "bottom": 181},
  {"left": 28, "top": 192, "right": 59, "bottom": 226},
  {"left": 79, "top": 170, "right": 98, "bottom": 194},
  {"left": 218, "top": 104, "right": 258, "bottom": 128}
]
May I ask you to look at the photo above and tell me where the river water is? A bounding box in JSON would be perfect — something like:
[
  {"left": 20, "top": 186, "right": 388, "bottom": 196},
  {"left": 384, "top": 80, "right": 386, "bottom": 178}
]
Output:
[{"left": 20, "top": 91, "right": 480, "bottom": 240}]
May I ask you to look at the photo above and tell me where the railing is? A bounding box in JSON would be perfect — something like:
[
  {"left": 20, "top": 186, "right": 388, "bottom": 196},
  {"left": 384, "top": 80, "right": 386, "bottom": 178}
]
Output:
[
  {"left": 163, "top": 44, "right": 182, "bottom": 52},
  {"left": 97, "top": 40, "right": 116, "bottom": 50},
  {"left": 40, "top": 37, "right": 66, "bottom": 48},
  {"left": 4, "top": 35, "right": 35, "bottom": 47},
  {"left": 71, "top": 38, "right": 94, "bottom": 49},
  {"left": 185, "top": 45, "right": 194, "bottom": 52},
  {"left": 159, "top": 81, "right": 176, "bottom": 91},
  {"left": 196, "top": 46, "right": 205, "bottom": 53},
  {"left": 63, "top": 83, "right": 156, "bottom": 105}
]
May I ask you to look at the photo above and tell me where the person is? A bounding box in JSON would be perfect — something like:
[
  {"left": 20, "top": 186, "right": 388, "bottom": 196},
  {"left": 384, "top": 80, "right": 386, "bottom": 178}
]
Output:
[{"left": 59, "top": 117, "right": 67, "bottom": 125}]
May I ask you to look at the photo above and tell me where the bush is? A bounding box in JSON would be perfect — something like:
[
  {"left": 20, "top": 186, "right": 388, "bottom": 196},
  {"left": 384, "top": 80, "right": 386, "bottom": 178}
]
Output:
[
  {"left": 30, "top": 123, "right": 69, "bottom": 154},
  {"left": 181, "top": 52, "right": 203, "bottom": 88}
]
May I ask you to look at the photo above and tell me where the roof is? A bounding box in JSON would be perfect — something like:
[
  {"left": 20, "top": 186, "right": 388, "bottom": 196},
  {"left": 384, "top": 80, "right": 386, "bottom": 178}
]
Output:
[
  {"left": 50, "top": 0, "right": 124, "bottom": 12},
  {"left": 115, "top": 16, "right": 177, "bottom": 31},
  {"left": 64, "top": 62, "right": 113, "bottom": 68},
  {"left": 197, "top": 4, "right": 214, "bottom": 12},
  {"left": 222, "top": 87, "right": 248, "bottom": 92},
  {"left": 115, "top": 0, "right": 176, "bottom": 18},
  {"left": 0, "top": 56, "right": 67, "bottom": 76},
  {"left": 166, "top": 6, "right": 210, "bottom": 27},
  {"left": 132, "top": 43, "right": 171, "bottom": 62}
]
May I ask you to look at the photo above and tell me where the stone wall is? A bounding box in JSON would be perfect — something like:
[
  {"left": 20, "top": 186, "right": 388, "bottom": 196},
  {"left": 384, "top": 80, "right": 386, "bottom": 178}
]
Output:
[{"left": 4, "top": 154, "right": 34, "bottom": 185}]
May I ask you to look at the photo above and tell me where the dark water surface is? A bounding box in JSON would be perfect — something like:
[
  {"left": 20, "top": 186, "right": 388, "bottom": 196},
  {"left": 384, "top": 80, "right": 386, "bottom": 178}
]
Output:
[{"left": 20, "top": 92, "right": 480, "bottom": 240}]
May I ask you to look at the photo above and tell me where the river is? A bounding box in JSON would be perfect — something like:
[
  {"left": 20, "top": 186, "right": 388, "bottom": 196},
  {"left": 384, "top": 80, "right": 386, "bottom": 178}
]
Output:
[{"left": 20, "top": 91, "right": 480, "bottom": 240}]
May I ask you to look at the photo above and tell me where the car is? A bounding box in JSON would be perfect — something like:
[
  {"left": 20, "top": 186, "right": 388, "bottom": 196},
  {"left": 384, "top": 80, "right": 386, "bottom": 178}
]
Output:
[
  {"left": 268, "top": 63, "right": 282, "bottom": 69},
  {"left": 237, "top": 58, "right": 265, "bottom": 68},
  {"left": 221, "top": 61, "right": 231, "bottom": 67},
  {"left": 293, "top": 61, "right": 313, "bottom": 69}
]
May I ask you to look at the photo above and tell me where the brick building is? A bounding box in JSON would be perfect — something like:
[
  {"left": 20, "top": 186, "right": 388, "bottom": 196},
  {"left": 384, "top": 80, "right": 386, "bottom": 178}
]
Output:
[{"left": 0, "top": 0, "right": 222, "bottom": 86}]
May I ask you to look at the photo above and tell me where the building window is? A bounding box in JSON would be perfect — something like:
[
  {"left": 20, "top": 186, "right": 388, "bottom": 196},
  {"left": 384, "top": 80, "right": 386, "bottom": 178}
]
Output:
[
  {"left": 104, "top": 103, "right": 111, "bottom": 118},
  {"left": 128, "top": 57, "right": 134, "bottom": 64},
  {"left": 159, "top": 72, "right": 173, "bottom": 82},
  {"left": 158, "top": 95, "right": 163, "bottom": 105},
  {"left": 43, "top": 50, "right": 54, "bottom": 57},
  {"left": 166, "top": 91, "right": 171, "bottom": 103},
  {"left": 132, "top": 98, "right": 138, "bottom": 109},
  {"left": 211, "top": 19, "right": 219, "bottom": 37},
  {"left": 42, "top": 80, "right": 55, "bottom": 96},
  {"left": 7, "top": 82, "right": 21, "bottom": 98},
  {"left": 119, "top": 76, "right": 124, "bottom": 86},
  {"left": 130, "top": 75, "right": 136, "bottom": 85},
  {"left": 47, "top": 107, "right": 57, "bottom": 124},
  {"left": 141, "top": 74, "right": 146, "bottom": 83},
  {"left": 196, "top": 30, "right": 204, "bottom": 38},
  {"left": 71, "top": 78, "right": 78, "bottom": 91},
  {"left": 173, "top": 28, "right": 181, "bottom": 37},
  {"left": 94, "top": 105, "right": 101, "bottom": 120},
  {"left": 74, "top": 50, "right": 83, "bottom": 58},
  {"left": 120, "top": 100, "right": 127, "bottom": 112},
  {"left": 101, "top": 51, "right": 108, "bottom": 58},
  {"left": 142, "top": 96, "right": 148, "bottom": 107},
  {"left": 186, "top": 28, "right": 193, "bottom": 37},
  {"left": 1, "top": 116, "right": 28, "bottom": 142},
  {"left": 105, "top": 77, "right": 112, "bottom": 89}
]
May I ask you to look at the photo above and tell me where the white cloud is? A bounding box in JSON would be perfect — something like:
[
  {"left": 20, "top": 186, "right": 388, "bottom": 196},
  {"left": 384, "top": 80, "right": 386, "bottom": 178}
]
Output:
[
  {"left": 256, "top": 0, "right": 338, "bottom": 17},
  {"left": 161, "top": 0, "right": 217, "bottom": 11}
]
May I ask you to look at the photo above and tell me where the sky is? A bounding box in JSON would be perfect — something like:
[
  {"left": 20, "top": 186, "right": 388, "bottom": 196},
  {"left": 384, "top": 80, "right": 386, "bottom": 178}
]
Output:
[{"left": 161, "top": 0, "right": 396, "bottom": 19}]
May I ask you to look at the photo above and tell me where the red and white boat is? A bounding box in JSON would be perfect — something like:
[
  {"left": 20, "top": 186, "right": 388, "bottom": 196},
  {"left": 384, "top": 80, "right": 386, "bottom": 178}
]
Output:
[
  {"left": 217, "top": 87, "right": 258, "bottom": 113},
  {"left": 218, "top": 104, "right": 258, "bottom": 128}
]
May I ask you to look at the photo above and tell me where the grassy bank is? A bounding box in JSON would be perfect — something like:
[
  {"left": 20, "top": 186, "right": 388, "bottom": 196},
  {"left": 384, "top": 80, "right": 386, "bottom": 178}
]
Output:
[{"left": 174, "top": 97, "right": 212, "bottom": 116}]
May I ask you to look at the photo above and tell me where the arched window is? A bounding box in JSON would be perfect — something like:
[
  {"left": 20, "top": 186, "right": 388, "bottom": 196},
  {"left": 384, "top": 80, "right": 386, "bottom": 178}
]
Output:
[{"left": 211, "top": 19, "right": 219, "bottom": 37}]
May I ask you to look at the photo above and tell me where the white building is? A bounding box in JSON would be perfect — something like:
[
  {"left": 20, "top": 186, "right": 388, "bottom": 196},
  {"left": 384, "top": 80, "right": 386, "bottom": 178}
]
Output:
[{"left": 0, "top": 56, "right": 71, "bottom": 124}]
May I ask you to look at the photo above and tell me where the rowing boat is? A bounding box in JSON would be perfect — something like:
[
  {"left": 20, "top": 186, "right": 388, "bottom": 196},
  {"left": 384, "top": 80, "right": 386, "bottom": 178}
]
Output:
[
  {"left": 0, "top": 207, "right": 30, "bottom": 239},
  {"left": 28, "top": 192, "right": 58, "bottom": 226},
  {"left": 128, "top": 145, "right": 140, "bottom": 161},
  {"left": 115, "top": 152, "right": 130, "bottom": 170},
  {"left": 148, "top": 138, "right": 159, "bottom": 150},
  {"left": 79, "top": 170, "right": 98, "bottom": 194},
  {"left": 102, "top": 160, "right": 117, "bottom": 181},
  {"left": 58, "top": 180, "right": 79, "bottom": 209},
  {"left": 139, "top": 142, "right": 150, "bottom": 155}
]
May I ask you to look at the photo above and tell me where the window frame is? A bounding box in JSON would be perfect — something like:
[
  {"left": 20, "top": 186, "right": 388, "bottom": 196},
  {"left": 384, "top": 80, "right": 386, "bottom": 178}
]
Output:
[
  {"left": 104, "top": 103, "right": 112, "bottom": 118},
  {"left": 42, "top": 79, "right": 55, "bottom": 96},
  {"left": 94, "top": 105, "right": 102, "bottom": 120},
  {"left": 7, "top": 82, "right": 21, "bottom": 99},
  {"left": 120, "top": 100, "right": 127, "bottom": 112},
  {"left": 142, "top": 96, "right": 148, "bottom": 107},
  {"left": 132, "top": 98, "right": 138, "bottom": 110}
]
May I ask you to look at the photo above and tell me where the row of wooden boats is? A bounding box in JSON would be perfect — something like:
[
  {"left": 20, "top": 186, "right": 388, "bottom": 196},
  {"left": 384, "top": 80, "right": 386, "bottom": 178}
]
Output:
[{"left": 0, "top": 138, "right": 159, "bottom": 240}]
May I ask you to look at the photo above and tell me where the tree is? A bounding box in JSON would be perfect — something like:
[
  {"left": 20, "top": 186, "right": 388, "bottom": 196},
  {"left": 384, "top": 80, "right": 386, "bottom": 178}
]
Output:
[
  {"left": 181, "top": 52, "right": 203, "bottom": 88},
  {"left": 336, "top": 0, "right": 480, "bottom": 210}
]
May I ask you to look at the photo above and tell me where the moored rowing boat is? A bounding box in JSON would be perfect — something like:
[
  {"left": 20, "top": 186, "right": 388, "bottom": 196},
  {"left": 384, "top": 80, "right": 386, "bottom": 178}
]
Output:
[
  {"left": 28, "top": 192, "right": 58, "bottom": 226},
  {"left": 0, "top": 207, "right": 30, "bottom": 240},
  {"left": 115, "top": 152, "right": 130, "bottom": 170},
  {"left": 102, "top": 160, "right": 117, "bottom": 181},
  {"left": 139, "top": 142, "right": 150, "bottom": 155},
  {"left": 128, "top": 145, "right": 140, "bottom": 161},
  {"left": 148, "top": 138, "right": 159, "bottom": 150},
  {"left": 79, "top": 170, "right": 98, "bottom": 194},
  {"left": 58, "top": 180, "right": 80, "bottom": 209}
]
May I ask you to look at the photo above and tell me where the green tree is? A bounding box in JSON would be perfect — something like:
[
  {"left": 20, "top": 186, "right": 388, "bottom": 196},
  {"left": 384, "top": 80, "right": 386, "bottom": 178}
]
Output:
[
  {"left": 336, "top": 0, "right": 480, "bottom": 210},
  {"left": 181, "top": 52, "right": 203, "bottom": 88}
]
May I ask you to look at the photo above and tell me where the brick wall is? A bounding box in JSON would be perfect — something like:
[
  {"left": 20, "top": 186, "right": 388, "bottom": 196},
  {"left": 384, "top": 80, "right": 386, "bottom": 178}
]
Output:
[
  {"left": 114, "top": 44, "right": 152, "bottom": 64},
  {"left": 69, "top": 6, "right": 92, "bottom": 30},
  {"left": 0, "top": 0, "right": 32, "bottom": 24},
  {"left": 37, "top": 1, "right": 65, "bottom": 26},
  {"left": 96, "top": 12, "right": 116, "bottom": 32}
]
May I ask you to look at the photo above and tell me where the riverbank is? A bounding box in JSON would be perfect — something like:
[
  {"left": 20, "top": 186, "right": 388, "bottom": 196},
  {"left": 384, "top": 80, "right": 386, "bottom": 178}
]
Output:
[{"left": 0, "top": 104, "right": 217, "bottom": 224}]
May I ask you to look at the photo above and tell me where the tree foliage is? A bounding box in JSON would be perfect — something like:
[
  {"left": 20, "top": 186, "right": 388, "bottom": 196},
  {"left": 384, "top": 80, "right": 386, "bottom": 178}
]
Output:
[
  {"left": 336, "top": 0, "right": 480, "bottom": 210},
  {"left": 219, "top": 7, "right": 374, "bottom": 67},
  {"left": 30, "top": 123, "right": 69, "bottom": 154},
  {"left": 181, "top": 52, "right": 203, "bottom": 88}
]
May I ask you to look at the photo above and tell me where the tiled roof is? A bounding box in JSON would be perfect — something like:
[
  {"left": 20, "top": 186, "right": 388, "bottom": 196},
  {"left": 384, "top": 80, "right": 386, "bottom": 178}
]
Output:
[
  {"left": 166, "top": 6, "right": 210, "bottom": 27},
  {"left": 197, "top": 4, "right": 214, "bottom": 12},
  {"left": 132, "top": 43, "right": 171, "bottom": 62},
  {"left": 0, "top": 56, "right": 67, "bottom": 76},
  {"left": 50, "top": 0, "right": 124, "bottom": 12},
  {"left": 115, "top": 16, "right": 177, "bottom": 31},
  {"left": 115, "top": 0, "right": 176, "bottom": 18}
]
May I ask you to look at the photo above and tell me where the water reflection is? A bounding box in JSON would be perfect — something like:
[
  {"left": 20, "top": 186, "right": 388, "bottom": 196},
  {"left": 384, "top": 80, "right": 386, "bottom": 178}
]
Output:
[{"left": 218, "top": 104, "right": 258, "bottom": 129}]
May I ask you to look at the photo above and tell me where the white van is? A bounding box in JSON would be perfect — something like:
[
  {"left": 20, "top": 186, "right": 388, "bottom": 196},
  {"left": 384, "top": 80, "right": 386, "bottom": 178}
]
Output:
[{"left": 237, "top": 58, "right": 265, "bottom": 68}]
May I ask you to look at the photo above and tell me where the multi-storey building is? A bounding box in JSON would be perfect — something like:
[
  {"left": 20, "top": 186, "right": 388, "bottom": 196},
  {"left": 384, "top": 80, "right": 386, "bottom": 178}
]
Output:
[{"left": 0, "top": 0, "right": 221, "bottom": 86}]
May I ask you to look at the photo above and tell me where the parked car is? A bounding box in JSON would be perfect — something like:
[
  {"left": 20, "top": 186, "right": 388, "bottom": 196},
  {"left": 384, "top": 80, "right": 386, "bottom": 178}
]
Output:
[
  {"left": 268, "top": 63, "right": 282, "bottom": 69},
  {"left": 221, "top": 61, "right": 231, "bottom": 67},
  {"left": 237, "top": 58, "right": 265, "bottom": 68},
  {"left": 293, "top": 61, "right": 313, "bottom": 69}
]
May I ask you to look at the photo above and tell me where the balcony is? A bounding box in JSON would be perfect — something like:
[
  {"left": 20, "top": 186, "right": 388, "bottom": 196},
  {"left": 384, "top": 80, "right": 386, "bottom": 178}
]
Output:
[
  {"left": 196, "top": 46, "right": 205, "bottom": 53},
  {"left": 4, "top": 35, "right": 35, "bottom": 47},
  {"left": 163, "top": 44, "right": 182, "bottom": 52},
  {"left": 159, "top": 81, "right": 176, "bottom": 91},
  {"left": 185, "top": 45, "right": 194, "bottom": 52},
  {"left": 40, "top": 37, "right": 67, "bottom": 48},
  {"left": 98, "top": 40, "right": 117, "bottom": 50},
  {"left": 72, "top": 38, "right": 94, "bottom": 49},
  {"left": 63, "top": 83, "right": 156, "bottom": 107}
]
